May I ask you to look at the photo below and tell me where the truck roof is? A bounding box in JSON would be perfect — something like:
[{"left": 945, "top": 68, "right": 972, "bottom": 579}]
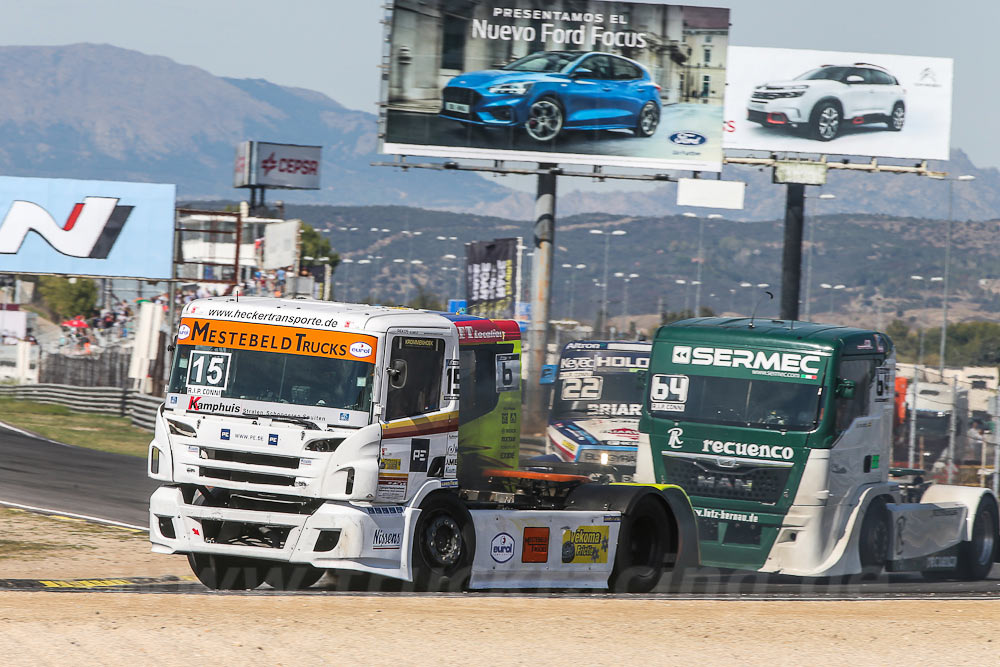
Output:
[
  {"left": 656, "top": 317, "right": 892, "bottom": 356},
  {"left": 181, "top": 296, "right": 518, "bottom": 338}
]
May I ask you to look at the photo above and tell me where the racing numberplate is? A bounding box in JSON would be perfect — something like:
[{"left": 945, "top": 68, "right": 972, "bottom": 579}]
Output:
[{"left": 445, "top": 102, "right": 470, "bottom": 113}]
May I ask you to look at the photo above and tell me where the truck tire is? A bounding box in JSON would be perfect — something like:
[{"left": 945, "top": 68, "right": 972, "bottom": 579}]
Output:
[
  {"left": 187, "top": 553, "right": 263, "bottom": 590},
  {"left": 858, "top": 497, "right": 890, "bottom": 574},
  {"left": 957, "top": 498, "right": 998, "bottom": 581},
  {"left": 609, "top": 495, "right": 671, "bottom": 593},
  {"left": 411, "top": 492, "right": 475, "bottom": 591},
  {"left": 264, "top": 563, "right": 325, "bottom": 590}
]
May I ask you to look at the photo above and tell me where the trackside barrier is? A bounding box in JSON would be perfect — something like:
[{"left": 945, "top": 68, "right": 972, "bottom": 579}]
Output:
[{"left": 0, "top": 384, "right": 162, "bottom": 431}]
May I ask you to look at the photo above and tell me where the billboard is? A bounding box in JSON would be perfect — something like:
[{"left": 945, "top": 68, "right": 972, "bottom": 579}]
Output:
[
  {"left": 234, "top": 141, "right": 322, "bottom": 190},
  {"left": 382, "top": 1, "right": 730, "bottom": 171},
  {"left": 0, "top": 176, "right": 175, "bottom": 279},
  {"left": 724, "top": 47, "right": 953, "bottom": 160},
  {"left": 465, "top": 237, "right": 520, "bottom": 318},
  {"left": 263, "top": 220, "right": 300, "bottom": 270}
]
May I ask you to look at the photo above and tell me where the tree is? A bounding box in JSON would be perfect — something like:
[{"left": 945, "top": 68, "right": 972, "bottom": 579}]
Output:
[
  {"left": 300, "top": 223, "right": 340, "bottom": 271},
  {"left": 36, "top": 276, "right": 98, "bottom": 321},
  {"left": 407, "top": 284, "right": 444, "bottom": 311}
]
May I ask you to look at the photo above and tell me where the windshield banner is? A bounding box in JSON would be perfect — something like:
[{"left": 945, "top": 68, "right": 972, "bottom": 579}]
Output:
[
  {"left": 177, "top": 318, "right": 378, "bottom": 363},
  {"left": 665, "top": 344, "right": 828, "bottom": 384},
  {"left": 381, "top": 1, "right": 730, "bottom": 171}
]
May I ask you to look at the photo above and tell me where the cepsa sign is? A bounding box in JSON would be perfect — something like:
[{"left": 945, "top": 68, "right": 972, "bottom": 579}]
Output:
[
  {"left": 177, "top": 318, "right": 377, "bottom": 363},
  {"left": 233, "top": 141, "right": 322, "bottom": 190}
]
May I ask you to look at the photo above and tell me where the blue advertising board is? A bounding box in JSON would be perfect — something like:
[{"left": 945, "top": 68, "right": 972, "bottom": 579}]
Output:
[{"left": 0, "top": 176, "right": 175, "bottom": 279}]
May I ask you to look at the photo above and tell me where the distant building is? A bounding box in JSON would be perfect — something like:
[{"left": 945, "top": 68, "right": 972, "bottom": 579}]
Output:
[{"left": 679, "top": 6, "right": 728, "bottom": 105}]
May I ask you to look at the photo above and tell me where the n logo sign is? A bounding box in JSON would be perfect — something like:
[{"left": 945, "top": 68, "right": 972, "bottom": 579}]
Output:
[{"left": 0, "top": 197, "right": 133, "bottom": 258}]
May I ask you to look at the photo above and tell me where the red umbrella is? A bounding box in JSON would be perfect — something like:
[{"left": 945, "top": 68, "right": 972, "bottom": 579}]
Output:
[{"left": 61, "top": 317, "right": 88, "bottom": 328}]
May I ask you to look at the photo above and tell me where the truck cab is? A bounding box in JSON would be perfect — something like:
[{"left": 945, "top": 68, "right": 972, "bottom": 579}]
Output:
[
  {"left": 149, "top": 297, "right": 697, "bottom": 591},
  {"left": 637, "top": 317, "right": 999, "bottom": 579}
]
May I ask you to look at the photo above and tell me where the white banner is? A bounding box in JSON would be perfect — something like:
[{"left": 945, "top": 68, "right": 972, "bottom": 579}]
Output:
[
  {"left": 723, "top": 46, "right": 953, "bottom": 160},
  {"left": 263, "top": 220, "right": 300, "bottom": 270}
]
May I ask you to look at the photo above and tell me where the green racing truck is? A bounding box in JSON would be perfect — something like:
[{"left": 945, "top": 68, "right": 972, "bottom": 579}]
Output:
[{"left": 636, "top": 317, "right": 999, "bottom": 579}]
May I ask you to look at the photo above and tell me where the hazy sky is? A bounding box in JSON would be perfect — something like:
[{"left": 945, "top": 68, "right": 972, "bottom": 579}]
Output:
[{"left": 2, "top": 0, "right": 996, "bottom": 172}]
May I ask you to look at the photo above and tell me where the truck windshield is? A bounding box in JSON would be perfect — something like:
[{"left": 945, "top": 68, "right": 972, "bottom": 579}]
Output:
[
  {"left": 167, "top": 345, "right": 374, "bottom": 412},
  {"left": 551, "top": 372, "right": 644, "bottom": 419},
  {"left": 651, "top": 375, "right": 822, "bottom": 431}
]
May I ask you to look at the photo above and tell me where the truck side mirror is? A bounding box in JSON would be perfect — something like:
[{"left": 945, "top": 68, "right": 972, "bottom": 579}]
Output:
[
  {"left": 836, "top": 378, "right": 856, "bottom": 399},
  {"left": 635, "top": 369, "right": 648, "bottom": 391},
  {"left": 388, "top": 359, "right": 407, "bottom": 389}
]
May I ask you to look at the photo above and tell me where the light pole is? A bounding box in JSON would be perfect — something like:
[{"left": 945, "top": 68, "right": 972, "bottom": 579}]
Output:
[
  {"left": 683, "top": 212, "right": 722, "bottom": 315},
  {"left": 562, "top": 263, "right": 586, "bottom": 320},
  {"left": 589, "top": 229, "right": 626, "bottom": 334},
  {"left": 339, "top": 258, "right": 354, "bottom": 301},
  {"left": 356, "top": 258, "right": 371, "bottom": 302},
  {"left": 402, "top": 230, "right": 422, "bottom": 304},
  {"left": 938, "top": 174, "right": 976, "bottom": 376},
  {"left": 615, "top": 272, "right": 640, "bottom": 320},
  {"left": 820, "top": 283, "right": 845, "bottom": 314},
  {"left": 803, "top": 193, "right": 836, "bottom": 321},
  {"left": 675, "top": 279, "right": 690, "bottom": 313}
]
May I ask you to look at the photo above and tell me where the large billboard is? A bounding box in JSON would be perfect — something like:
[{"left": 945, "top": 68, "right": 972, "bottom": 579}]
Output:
[
  {"left": 382, "top": 1, "right": 730, "bottom": 171},
  {"left": 234, "top": 141, "right": 322, "bottom": 190},
  {"left": 0, "top": 176, "right": 175, "bottom": 279},
  {"left": 724, "top": 47, "right": 953, "bottom": 160}
]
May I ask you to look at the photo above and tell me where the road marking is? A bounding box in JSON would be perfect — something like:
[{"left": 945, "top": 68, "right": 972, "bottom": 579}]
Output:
[{"left": 0, "top": 499, "right": 148, "bottom": 532}]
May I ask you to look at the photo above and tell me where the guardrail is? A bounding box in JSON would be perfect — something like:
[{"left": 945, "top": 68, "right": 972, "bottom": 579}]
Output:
[{"left": 0, "top": 383, "right": 161, "bottom": 431}]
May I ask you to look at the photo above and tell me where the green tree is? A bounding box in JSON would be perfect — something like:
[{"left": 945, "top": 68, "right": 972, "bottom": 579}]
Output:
[
  {"left": 300, "top": 223, "right": 340, "bottom": 271},
  {"left": 36, "top": 276, "right": 98, "bottom": 321},
  {"left": 407, "top": 284, "right": 444, "bottom": 311}
]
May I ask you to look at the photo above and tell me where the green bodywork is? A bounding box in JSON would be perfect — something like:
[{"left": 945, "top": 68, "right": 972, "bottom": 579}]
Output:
[{"left": 640, "top": 317, "right": 892, "bottom": 570}]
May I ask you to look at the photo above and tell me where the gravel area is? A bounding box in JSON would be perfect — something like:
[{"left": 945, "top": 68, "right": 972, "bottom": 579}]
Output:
[{"left": 2, "top": 508, "right": 1000, "bottom": 666}]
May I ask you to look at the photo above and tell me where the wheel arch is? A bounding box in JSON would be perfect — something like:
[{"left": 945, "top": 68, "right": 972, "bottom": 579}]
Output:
[
  {"left": 921, "top": 484, "right": 998, "bottom": 546},
  {"left": 811, "top": 96, "right": 843, "bottom": 118}
]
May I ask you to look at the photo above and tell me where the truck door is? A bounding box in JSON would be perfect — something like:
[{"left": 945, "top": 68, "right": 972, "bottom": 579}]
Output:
[{"left": 377, "top": 331, "right": 458, "bottom": 503}]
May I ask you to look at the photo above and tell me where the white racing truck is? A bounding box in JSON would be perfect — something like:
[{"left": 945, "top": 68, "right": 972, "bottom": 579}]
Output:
[{"left": 148, "top": 297, "right": 698, "bottom": 591}]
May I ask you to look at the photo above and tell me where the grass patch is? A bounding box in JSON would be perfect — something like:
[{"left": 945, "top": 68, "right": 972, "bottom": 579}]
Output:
[
  {"left": 0, "top": 397, "right": 151, "bottom": 458},
  {"left": 0, "top": 538, "right": 65, "bottom": 559}
]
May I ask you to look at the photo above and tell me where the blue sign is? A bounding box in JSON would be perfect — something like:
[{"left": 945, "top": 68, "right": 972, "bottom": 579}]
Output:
[
  {"left": 539, "top": 364, "right": 558, "bottom": 385},
  {"left": 448, "top": 299, "right": 467, "bottom": 314},
  {"left": 0, "top": 175, "right": 175, "bottom": 278}
]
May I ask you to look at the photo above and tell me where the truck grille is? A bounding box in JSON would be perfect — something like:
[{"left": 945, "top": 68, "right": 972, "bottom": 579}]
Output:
[
  {"left": 200, "top": 467, "right": 296, "bottom": 487},
  {"left": 661, "top": 455, "right": 791, "bottom": 504},
  {"left": 201, "top": 519, "right": 292, "bottom": 549},
  {"left": 200, "top": 448, "right": 300, "bottom": 470}
]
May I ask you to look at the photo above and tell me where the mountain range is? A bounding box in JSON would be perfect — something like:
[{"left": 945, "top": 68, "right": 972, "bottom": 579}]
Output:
[{"left": 1, "top": 43, "right": 998, "bottom": 222}]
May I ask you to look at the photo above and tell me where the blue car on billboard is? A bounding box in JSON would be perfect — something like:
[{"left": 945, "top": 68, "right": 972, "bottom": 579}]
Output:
[{"left": 440, "top": 51, "right": 661, "bottom": 142}]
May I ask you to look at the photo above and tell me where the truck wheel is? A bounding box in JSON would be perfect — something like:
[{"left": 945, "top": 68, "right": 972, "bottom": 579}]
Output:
[
  {"left": 957, "top": 498, "right": 998, "bottom": 581},
  {"left": 609, "top": 495, "right": 670, "bottom": 593},
  {"left": 187, "top": 553, "right": 263, "bottom": 590},
  {"left": 858, "top": 498, "right": 890, "bottom": 574},
  {"left": 411, "top": 493, "right": 475, "bottom": 591},
  {"left": 264, "top": 564, "right": 325, "bottom": 590}
]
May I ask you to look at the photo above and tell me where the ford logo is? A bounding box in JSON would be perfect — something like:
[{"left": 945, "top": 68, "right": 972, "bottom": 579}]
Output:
[
  {"left": 349, "top": 342, "right": 373, "bottom": 358},
  {"left": 669, "top": 131, "right": 707, "bottom": 146}
]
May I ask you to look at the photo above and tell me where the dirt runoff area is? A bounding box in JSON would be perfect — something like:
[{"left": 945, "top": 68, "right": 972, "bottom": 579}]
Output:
[{"left": 2, "top": 508, "right": 1000, "bottom": 666}]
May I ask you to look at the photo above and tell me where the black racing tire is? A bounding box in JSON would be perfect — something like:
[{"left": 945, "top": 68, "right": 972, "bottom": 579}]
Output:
[
  {"left": 809, "top": 100, "right": 841, "bottom": 141},
  {"left": 263, "top": 563, "right": 325, "bottom": 590},
  {"left": 888, "top": 102, "right": 905, "bottom": 131},
  {"left": 634, "top": 101, "right": 660, "bottom": 138},
  {"left": 956, "top": 498, "right": 998, "bottom": 581},
  {"left": 609, "top": 495, "right": 671, "bottom": 593},
  {"left": 858, "top": 497, "right": 890, "bottom": 574},
  {"left": 524, "top": 96, "right": 564, "bottom": 142},
  {"left": 187, "top": 553, "right": 264, "bottom": 590},
  {"left": 411, "top": 492, "right": 475, "bottom": 591}
]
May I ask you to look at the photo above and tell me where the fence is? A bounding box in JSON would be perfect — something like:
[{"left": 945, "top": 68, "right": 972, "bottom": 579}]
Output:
[
  {"left": 38, "top": 348, "right": 132, "bottom": 388},
  {"left": 0, "top": 383, "right": 161, "bottom": 431}
]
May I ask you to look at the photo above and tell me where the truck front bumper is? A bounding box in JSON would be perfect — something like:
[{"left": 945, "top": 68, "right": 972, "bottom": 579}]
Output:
[{"left": 149, "top": 486, "right": 415, "bottom": 579}]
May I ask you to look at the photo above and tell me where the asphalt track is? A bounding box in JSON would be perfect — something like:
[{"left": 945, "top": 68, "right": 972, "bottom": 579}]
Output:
[{"left": 2, "top": 421, "right": 1000, "bottom": 598}]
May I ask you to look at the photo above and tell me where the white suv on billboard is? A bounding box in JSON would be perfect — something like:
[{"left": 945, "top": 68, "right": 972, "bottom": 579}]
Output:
[{"left": 747, "top": 63, "right": 905, "bottom": 141}]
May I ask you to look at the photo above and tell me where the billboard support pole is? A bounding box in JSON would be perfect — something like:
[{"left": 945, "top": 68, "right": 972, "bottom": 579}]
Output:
[
  {"left": 525, "top": 164, "right": 557, "bottom": 435},
  {"left": 780, "top": 183, "right": 805, "bottom": 321}
]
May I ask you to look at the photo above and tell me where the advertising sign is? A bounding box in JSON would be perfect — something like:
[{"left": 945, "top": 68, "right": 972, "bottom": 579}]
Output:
[
  {"left": 0, "top": 175, "right": 175, "bottom": 279},
  {"left": 263, "top": 220, "right": 300, "bottom": 270},
  {"left": 383, "top": 1, "right": 730, "bottom": 171},
  {"left": 234, "top": 141, "right": 322, "bottom": 190},
  {"left": 465, "top": 237, "right": 520, "bottom": 318},
  {"left": 724, "top": 47, "right": 953, "bottom": 160}
]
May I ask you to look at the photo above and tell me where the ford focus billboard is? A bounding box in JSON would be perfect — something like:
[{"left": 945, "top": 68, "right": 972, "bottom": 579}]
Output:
[
  {"left": 724, "top": 47, "right": 953, "bottom": 160},
  {"left": 381, "top": 0, "right": 730, "bottom": 171},
  {"left": 0, "top": 175, "right": 175, "bottom": 279}
]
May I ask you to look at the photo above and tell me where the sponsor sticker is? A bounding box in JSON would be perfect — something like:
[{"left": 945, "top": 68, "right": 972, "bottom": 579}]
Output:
[
  {"left": 350, "top": 341, "right": 373, "bottom": 358},
  {"left": 410, "top": 438, "right": 429, "bottom": 473},
  {"left": 177, "top": 317, "right": 377, "bottom": 363},
  {"left": 522, "top": 527, "right": 549, "bottom": 563},
  {"left": 268, "top": 434, "right": 279, "bottom": 446},
  {"left": 177, "top": 324, "right": 191, "bottom": 340},
  {"left": 339, "top": 412, "right": 350, "bottom": 422},
  {"left": 220, "top": 428, "right": 230, "bottom": 441},
  {"left": 380, "top": 458, "right": 402, "bottom": 471},
  {"left": 490, "top": 532, "right": 516, "bottom": 563},
  {"left": 561, "top": 526, "right": 610, "bottom": 564},
  {"left": 372, "top": 528, "right": 402, "bottom": 550},
  {"left": 169, "top": 395, "right": 178, "bottom": 405},
  {"left": 364, "top": 505, "right": 404, "bottom": 515},
  {"left": 377, "top": 473, "right": 408, "bottom": 502}
]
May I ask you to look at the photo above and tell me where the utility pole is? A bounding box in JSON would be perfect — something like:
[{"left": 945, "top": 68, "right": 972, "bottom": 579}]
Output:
[
  {"left": 780, "top": 184, "right": 805, "bottom": 321},
  {"left": 525, "top": 164, "right": 556, "bottom": 435},
  {"left": 908, "top": 368, "right": 918, "bottom": 469},
  {"left": 946, "top": 375, "right": 957, "bottom": 484}
]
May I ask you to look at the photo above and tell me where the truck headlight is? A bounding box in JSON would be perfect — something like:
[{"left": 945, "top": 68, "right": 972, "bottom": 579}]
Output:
[
  {"left": 488, "top": 82, "right": 533, "bottom": 95},
  {"left": 305, "top": 437, "right": 345, "bottom": 452},
  {"left": 166, "top": 418, "right": 196, "bottom": 437}
]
